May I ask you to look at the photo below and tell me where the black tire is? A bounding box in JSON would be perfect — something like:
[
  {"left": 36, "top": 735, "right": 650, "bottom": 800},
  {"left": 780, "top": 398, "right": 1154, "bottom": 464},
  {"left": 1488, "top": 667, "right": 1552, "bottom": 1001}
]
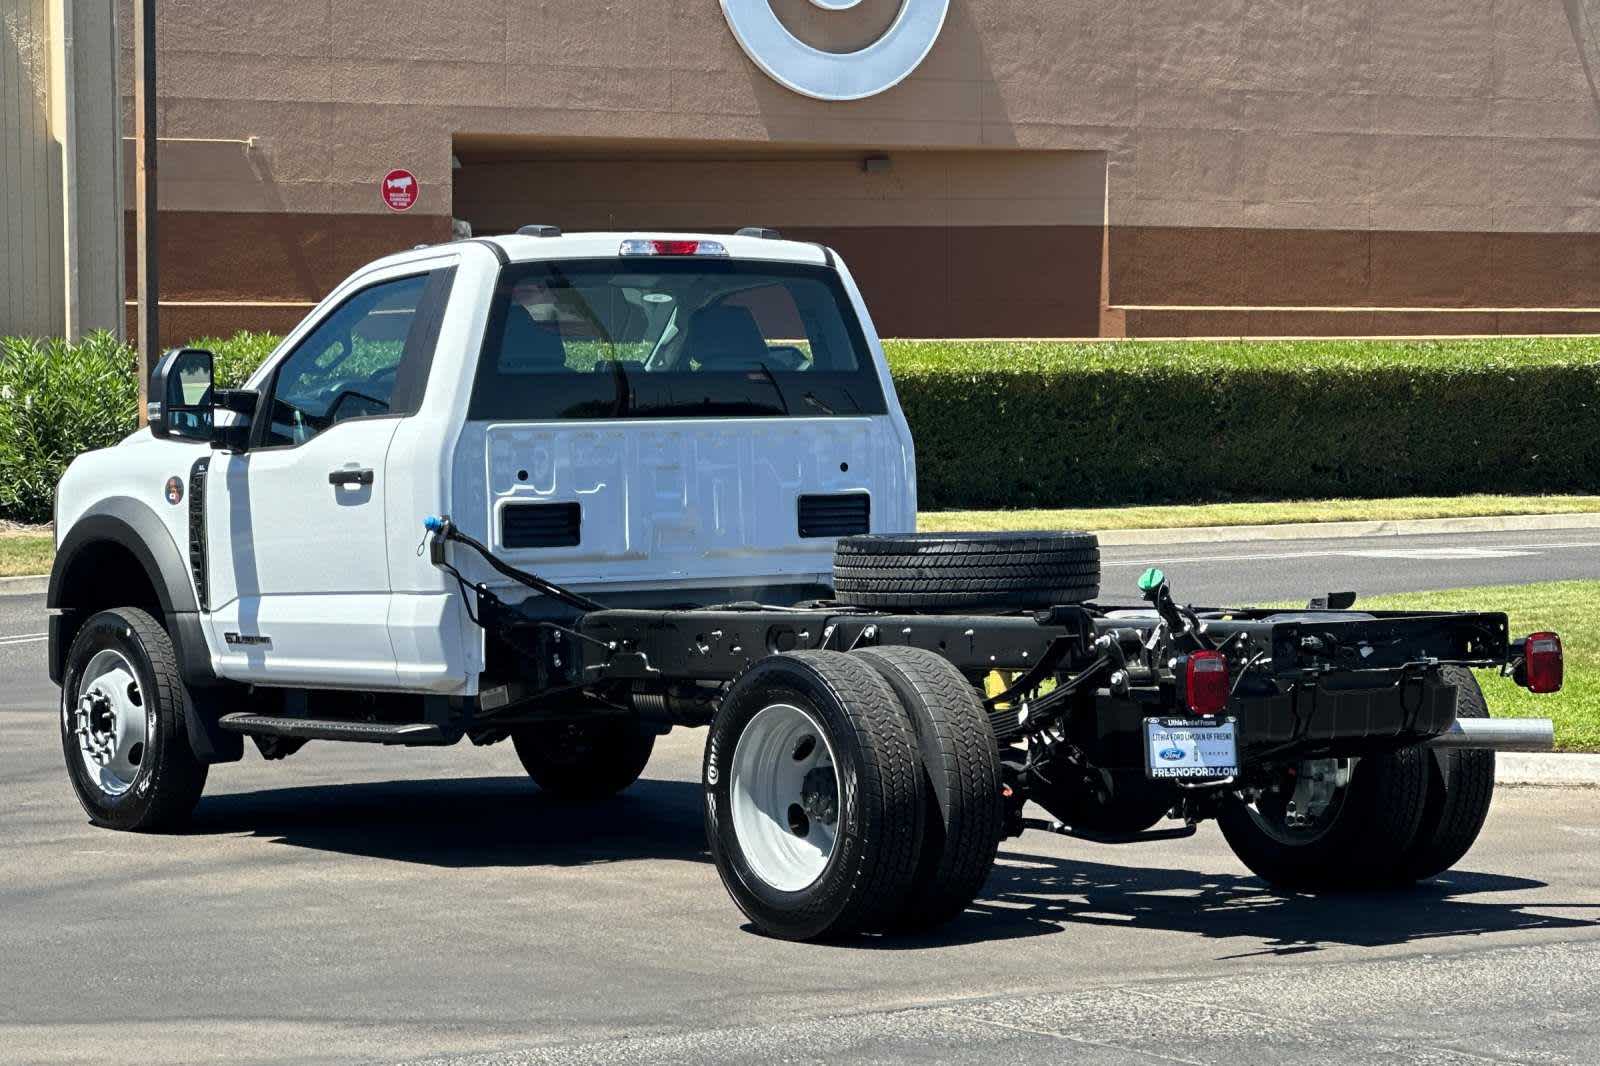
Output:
[
  {"left": 1218, "top": 748, "right": 1430, "bottom": 891},
  {"left": 704, "top": 651, "right": 924, "bottom": 941},
  {"left": 511, "top": 718, "right": 656, "bottom": 799},
  {"left": 1400, "top": 667, "right": 1496, "bottom": 881},
  {"left": 59, "top": 607, "right": 208, "bottom": 832},
  {"left": 833, "top": 531, "right": 1100, "bottom": 611},
  {"left": 853, "top": 646, "right": 1004, "bottom": 930}
]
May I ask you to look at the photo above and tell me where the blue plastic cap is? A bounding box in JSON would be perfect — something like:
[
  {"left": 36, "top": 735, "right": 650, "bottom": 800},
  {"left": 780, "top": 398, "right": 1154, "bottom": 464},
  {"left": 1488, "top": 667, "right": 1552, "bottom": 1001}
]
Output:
[{"left": 423, "top": 515, "right": 445, "bottom": 532}]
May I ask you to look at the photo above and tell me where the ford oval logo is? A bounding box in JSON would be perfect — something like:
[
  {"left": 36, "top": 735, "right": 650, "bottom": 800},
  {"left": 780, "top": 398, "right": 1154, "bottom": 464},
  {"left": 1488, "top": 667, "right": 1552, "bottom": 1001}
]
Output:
[{"left": 1158, "top": 746, "right": 1186, "bottom": 762}]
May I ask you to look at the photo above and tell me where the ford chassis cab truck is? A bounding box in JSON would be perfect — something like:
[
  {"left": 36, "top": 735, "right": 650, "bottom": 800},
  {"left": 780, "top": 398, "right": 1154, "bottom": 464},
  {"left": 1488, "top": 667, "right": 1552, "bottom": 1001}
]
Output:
[{"left": 49, "top": 229, "right": 1564, "bottom": 940}]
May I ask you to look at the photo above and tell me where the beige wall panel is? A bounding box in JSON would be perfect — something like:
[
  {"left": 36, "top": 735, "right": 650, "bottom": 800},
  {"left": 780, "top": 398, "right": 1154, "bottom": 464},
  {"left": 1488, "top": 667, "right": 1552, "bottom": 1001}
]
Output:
[
  {"left": 1498, "top": 137, "right": 1600, "bottom": 207},
  {"left": 1239, "top": 91, "right": 1373, "bottom": 136},
  {"left": 1491, "top": 97, "right": 1600, "bottom": 141},
  {"left": 1237, "top": 2, "right": 1372, "bottom": 94},
  {"left": 1137, "top": 88, "right": 1245, "bottom": 132},
  {"left": 1367, "top": 136, "right": 1502, "bottom": 207},
  {"left": 507, "top": 0, "right": 679, "bottom": 71},
  {"left": 1493, "top": 0, "right": 1593, "bottom": 102},
  {"left": 1130, "top": 128, "right": 1241, "bottom": 204},
  {"left": 157, "top": 98, "right": 334, "bottom": 183},
  {"left": 330, "top": 59, "right": 504, "bottom": 107},
  {"left": 330, "top": 0, "right": 506, "bottom": 63},
  {"left": 1370, "top": 0, "right": 1494, "bottom": 98},
  {"left": 1370, "top": 95, "right": 1491, "bottom": 138},
  {"left": 1494, "top": 204, "right": 1600, "bottom": 233},
  {"left": 1235, "top": 132, "right": 1374, "bottom": 207},
  {"left": 158, "top": 52, "right": 333, "bottom": 104},
  {"left": 1135, "top": 0, "right": 1247, "bottom": 92},
  {"left": 501, "top": 66, "right": 683, "bottom": 115},
  {"left": 158, "top": 0, "right": 329, "bottom": 59}
]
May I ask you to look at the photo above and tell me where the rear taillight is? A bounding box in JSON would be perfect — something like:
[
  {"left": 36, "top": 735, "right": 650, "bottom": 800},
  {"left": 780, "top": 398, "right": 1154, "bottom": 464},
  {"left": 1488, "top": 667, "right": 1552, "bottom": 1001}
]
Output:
[
  {"left": 1180, "top": 650, "right": 1230, "bottom": 716},
  {"left": 1524, "top": 632, "right": 1563, "bottom": 694},
  {"left": 619, "top": 238, "right": 728, "bottom": 257}
]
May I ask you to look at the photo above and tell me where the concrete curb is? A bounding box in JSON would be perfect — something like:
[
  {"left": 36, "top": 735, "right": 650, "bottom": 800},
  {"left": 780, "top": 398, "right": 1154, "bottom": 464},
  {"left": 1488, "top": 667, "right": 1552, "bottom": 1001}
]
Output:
[
  {"left": 1094, "top": 511, "right": 1600, "bottom": 547},
  {"left": 0, "top": 575, "right": 47, "bottom": 597},
  {"left": 1497, "top": 753, "right": 1600, "bottom": 788}
]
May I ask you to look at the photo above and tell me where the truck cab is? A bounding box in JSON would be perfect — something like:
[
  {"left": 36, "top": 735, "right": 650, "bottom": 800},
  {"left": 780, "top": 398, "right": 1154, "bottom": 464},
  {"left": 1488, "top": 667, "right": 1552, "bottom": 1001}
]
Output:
[{"left": 52, "top": 230, "right": 917, "bottom": 700}]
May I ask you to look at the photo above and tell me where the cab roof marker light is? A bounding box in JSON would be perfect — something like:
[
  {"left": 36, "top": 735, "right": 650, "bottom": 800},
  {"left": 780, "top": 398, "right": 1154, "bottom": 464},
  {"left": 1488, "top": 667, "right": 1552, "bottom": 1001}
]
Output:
[{"left": 619, "top": 238, "right": 729, "bottom": 257}]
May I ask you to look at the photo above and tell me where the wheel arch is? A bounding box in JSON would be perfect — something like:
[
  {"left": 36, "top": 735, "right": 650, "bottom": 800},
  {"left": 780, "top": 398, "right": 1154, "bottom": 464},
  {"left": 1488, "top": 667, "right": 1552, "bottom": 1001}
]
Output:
[{"left": 48, "top": 500, "right": 242, "bottom": 764}]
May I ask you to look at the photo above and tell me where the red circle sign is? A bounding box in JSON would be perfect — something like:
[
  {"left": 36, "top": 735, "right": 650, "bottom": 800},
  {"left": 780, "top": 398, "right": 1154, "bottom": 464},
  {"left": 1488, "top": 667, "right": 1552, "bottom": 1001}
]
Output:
[{"left": 381, "top": 168, "right": 418, "bottom": 212}]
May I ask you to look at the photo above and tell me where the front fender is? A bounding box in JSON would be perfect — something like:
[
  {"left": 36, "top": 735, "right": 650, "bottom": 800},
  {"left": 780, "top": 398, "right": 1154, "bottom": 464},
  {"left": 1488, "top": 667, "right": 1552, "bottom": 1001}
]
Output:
[{"left": 49, "top": 498, "right": 241, "bottom": 764}]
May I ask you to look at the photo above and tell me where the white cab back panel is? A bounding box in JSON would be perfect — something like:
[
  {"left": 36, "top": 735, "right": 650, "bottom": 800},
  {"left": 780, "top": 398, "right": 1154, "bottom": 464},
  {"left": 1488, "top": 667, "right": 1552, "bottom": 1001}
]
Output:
[{"left": 449, "top": 416, "right": 913, "bottom": 593}]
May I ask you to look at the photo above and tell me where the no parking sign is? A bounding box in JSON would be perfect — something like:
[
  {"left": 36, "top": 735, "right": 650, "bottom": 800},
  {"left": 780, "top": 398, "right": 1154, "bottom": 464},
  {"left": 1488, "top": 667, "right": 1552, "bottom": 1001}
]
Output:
[{"left": 381, "top": 168, "right": 418, "bottom": 212}]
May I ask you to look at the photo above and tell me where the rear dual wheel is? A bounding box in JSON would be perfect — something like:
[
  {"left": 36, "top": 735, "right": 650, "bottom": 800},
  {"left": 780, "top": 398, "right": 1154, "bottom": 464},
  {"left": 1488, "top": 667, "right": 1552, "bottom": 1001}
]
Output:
[
  {"left": 1219, "top": 668, "right": 1497, "bottom": 890},
  {"left": 703, "top": 649, "right": 1004, "bottom": 941}
]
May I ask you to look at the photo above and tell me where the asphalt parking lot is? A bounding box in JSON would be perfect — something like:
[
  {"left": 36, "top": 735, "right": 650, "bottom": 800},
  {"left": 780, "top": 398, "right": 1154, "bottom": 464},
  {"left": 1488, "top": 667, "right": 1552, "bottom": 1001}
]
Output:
[{"left": 4, "top": 528, "right": 1599, "bottom": 1065}]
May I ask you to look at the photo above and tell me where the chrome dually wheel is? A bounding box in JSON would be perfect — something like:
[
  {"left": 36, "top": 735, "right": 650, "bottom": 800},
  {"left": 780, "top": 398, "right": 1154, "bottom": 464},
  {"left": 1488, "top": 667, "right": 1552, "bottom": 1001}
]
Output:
[
  {"left": 60, "top": 608, "right": 208, "bottom": 831},
  {"left": 70, "top": 648, "right": 150, "bottom": 796}
]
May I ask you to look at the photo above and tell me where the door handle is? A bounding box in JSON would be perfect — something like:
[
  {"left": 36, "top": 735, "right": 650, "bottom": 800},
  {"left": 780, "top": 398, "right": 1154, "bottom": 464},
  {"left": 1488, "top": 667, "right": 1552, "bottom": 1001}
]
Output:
[{"left": 328, "top": 467, "right": 375, "bottom": 487}]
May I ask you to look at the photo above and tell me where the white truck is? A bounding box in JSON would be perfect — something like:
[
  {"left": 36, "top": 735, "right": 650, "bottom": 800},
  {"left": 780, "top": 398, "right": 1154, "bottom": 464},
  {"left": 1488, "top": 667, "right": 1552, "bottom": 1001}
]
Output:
[{"left": 51, "top": 228, "right": 1564, "bottom": 940}]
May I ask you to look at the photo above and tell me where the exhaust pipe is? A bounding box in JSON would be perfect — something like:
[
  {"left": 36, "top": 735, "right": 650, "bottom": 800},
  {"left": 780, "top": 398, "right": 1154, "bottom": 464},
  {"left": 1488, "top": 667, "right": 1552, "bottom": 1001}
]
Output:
[{"left": 1426, "top": 717, "right": 1554, "bottom": 752}]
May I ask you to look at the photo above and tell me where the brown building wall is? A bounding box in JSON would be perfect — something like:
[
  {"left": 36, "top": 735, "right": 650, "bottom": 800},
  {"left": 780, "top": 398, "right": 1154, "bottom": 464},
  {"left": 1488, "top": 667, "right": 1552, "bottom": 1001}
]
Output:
[{"left": 115, "top": 0, "right": 1600, "bottom": 339}]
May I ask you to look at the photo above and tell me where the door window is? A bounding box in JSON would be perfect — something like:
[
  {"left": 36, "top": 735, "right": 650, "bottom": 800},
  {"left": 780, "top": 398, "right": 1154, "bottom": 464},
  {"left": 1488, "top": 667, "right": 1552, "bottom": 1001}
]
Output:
[{"left": 261, "top": 273, "right": 443, "bottom": 447}]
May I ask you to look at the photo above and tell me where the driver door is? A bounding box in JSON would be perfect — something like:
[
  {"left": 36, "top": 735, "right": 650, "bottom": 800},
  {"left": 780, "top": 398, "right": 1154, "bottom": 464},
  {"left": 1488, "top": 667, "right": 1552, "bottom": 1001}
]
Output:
[{"left": 204, "top": 268, "right": 449, "bottom": 688}]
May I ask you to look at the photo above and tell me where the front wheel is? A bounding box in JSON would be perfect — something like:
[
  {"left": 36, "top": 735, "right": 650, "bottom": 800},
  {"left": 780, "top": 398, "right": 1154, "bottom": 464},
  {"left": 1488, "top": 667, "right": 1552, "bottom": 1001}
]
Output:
[
  {"left": 60, "top": 607, "right": 208, "bottom": 832},
  {"left": 511, "top": 718, "right": 656, "bottom": 799},
  {"left": 704, "top": 651, "right": 924, "bottom": 941}
]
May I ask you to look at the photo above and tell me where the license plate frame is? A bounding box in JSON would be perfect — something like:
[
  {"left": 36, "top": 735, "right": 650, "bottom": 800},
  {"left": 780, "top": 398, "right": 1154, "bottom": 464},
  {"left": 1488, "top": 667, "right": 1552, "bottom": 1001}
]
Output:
[{"left": 1144, "top": 716, "right": 1239, "bottom": 780}]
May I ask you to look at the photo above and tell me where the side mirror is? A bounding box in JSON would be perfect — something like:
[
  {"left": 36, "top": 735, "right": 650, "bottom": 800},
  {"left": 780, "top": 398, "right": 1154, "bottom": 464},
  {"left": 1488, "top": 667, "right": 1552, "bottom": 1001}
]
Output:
[
  {"left": 148, "top": 348, "right": 215, "bottom": 442},
  {"left": 148, "top": 348, "right": 258, "bottom": 450}
]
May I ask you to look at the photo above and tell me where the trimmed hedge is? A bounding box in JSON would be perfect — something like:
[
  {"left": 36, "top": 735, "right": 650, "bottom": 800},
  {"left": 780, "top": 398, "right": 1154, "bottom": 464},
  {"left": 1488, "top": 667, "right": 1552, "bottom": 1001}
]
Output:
[
  {"left": 2, "top": 332, "right": 1598, "bottom": 522},
  {"left": 884, "top": 338, "right": 1600, "bottom": 510},
  {"left": 0, "top": 330, "right": 280, "bottom": 522},
  {"left": 0, "top": 333, "right": 139, "bottom": 523}
]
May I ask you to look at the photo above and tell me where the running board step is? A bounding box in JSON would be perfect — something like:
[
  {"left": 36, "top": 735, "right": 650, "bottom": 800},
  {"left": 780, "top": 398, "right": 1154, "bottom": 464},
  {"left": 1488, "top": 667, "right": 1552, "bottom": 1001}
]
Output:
[{"left": 217, "top": 713, "right": 453, "bottom": 745}]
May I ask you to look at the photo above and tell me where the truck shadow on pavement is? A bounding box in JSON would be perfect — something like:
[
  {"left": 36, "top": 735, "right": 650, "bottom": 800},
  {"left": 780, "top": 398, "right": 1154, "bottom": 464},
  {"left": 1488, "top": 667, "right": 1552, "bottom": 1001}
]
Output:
[
  {"left": 185, "top": 775, "right": 712, "bottom": 868},
  {"left": 874, "top": 849, "right": 1600, "bottom": 955},
  {"left": 185, "top": 779, "right": 1600, "bottom": 956}
]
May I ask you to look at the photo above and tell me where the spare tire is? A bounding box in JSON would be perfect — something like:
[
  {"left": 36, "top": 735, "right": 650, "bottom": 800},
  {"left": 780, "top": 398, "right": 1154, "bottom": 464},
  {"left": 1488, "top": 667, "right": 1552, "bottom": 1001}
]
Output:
[{"left": 832, "top": 531, "right": 1101, "bottom": 610}]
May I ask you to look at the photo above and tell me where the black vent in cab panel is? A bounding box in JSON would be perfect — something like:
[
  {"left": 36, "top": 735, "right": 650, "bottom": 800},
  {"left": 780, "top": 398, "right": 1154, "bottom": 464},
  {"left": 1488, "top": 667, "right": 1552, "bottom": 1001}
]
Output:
[
  {"left": 501, "top": 501, "right": 582, "bottom": 548},
  {"left": 798, "top": 493, "right": 870, "bottom": 538}
]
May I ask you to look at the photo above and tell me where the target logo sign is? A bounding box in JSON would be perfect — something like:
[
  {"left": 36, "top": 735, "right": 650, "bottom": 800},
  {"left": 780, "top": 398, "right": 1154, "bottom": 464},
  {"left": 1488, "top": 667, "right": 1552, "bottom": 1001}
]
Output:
[
  {"left": 381, "top": 168, "right": 419, "bottom": 212},
  {"left": 721, "top": 0, "right": 950, "bottom": 101}
]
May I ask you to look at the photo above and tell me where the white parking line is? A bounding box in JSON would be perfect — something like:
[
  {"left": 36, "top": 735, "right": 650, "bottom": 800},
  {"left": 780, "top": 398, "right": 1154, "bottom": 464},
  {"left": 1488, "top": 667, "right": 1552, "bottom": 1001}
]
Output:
[
  {"left": 0, "top": 633, "right": 46, "bottom": 646},
  {"left": 1102, "top": 539, "right": 1600, "bottom": 567}
]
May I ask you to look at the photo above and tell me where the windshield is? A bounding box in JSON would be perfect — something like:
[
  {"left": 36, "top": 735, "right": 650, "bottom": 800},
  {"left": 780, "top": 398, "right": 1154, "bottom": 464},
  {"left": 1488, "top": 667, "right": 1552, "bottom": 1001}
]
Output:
[{"left": 468, "top": 258, "right": 888, "bottom": 420}]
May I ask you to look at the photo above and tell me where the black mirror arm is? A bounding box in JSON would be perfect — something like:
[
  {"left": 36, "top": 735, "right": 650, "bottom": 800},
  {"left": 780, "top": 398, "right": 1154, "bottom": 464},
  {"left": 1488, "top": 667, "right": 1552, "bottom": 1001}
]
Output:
[{"left": 214, "top": 389, "right": 258, "bottom": 416}]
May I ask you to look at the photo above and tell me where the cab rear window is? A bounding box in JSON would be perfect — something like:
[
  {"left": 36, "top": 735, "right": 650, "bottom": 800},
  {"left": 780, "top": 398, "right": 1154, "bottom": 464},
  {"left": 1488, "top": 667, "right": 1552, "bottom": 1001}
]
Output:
[{"left": 467, "top": 258, "right": 888, "bottom": 420}]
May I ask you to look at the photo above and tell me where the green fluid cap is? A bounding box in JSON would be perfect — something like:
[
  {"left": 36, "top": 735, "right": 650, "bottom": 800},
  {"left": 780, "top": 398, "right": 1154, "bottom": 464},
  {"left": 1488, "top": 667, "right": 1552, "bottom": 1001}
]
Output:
[{"left": 1138, "top": 567, "right": 1166, "bottom": 594}]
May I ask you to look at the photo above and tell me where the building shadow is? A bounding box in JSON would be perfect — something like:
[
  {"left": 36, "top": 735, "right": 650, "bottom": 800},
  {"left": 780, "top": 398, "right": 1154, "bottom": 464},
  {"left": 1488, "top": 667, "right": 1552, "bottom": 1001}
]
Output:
[
  {"left": 186, "top": 774, "right": 711, "bottom": 868},
  {"left": 846, "top": 848, "right": 1600, "bottom": 954}
]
